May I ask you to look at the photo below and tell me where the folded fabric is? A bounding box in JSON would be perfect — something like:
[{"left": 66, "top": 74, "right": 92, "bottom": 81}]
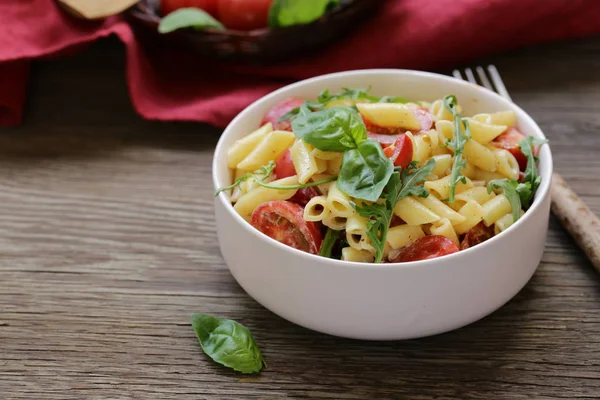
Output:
[{"left": 1, "top": 0, "right": 600, "bottom": 127}]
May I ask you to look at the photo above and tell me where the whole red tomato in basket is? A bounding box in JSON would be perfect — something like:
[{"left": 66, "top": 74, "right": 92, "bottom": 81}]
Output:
[
  {"left": 160, "top": 0, "right": 218, "bottom": 17},
  {"left": 217, "top": 0, "right": 272, "bottom": 30}
]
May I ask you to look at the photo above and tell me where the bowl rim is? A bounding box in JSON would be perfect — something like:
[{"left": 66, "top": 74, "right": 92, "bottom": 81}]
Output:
[{"left": 212, "top": 68, "right": 553, "bottom": 270}]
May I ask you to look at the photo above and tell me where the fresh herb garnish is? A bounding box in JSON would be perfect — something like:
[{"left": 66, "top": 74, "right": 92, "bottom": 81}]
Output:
[
  {"left": 191, "top": 313, "right": 266, "bottom": 374},
  {"left": 268, "top": 0, "right": 340, "bottom": 27},
  {"left": 320, "top": 228, "right": 341, "bottom": 258},
  {"left": 292, "top": 107, "right": 393, "bottom": 201},
  {"left": 353, "top": 159, "right": 436, "bottom": 262},
  {"left": 443, "top": 95, "right": 471, "bottom": 203},
  {"left": 214, "top": 161, "right": 336, "bottom": 196},
  {"left": 487, "top": 136, "right": 548, "bottom": 222},
  {"left": 158, "top": 8, "right": 225, "bottom": 33},
  {"left": 278, "top": 87, "right": 410, "bottom": 123}
]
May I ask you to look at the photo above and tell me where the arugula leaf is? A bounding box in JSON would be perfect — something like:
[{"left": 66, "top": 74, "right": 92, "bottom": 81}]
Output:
[
  {"left": 291, "top": 107, "right": 367, "bottom": 152},
  {"left": 353, "top": 159, "right": 436, "bottom": 262},
  {"left": 443, "top": 95, "right": 470, "bottom": 203},
  {"left": 320, "top": 228, "right": 341, "bottom": 258},
  {"left": 338, "top": 140, "right": 394, "bottom": 202},
  {"left": 269, "top": 0, "right": 340, "bottom": 27},
  {"left": 487, "top": 179, "right": 522, "bottom": 223},
  {"left": 214, "top": 161, "right": 336, "bottom": 195},
  {"left": 191, "top": 313, "right": 266, "bottom": 374},
  {"left": 158, "top": 8, "right": 225, "bottom": 33},
  {"left": 518, "top": 136, "right": 547, "bottom": 207}
]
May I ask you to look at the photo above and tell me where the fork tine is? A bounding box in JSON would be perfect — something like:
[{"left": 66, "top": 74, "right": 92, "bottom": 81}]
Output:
[
  {"left": 487, "top": 65, "right": 512, "bottom": 102},
  {"left": 464, "top": 68, "right": 477, "bottom": 85},
  {"left": 475, "top": 66, "right": 494, "bottom": 92},
  {"left": 452, "top": 69, "right": 463, "bottom": 80}
]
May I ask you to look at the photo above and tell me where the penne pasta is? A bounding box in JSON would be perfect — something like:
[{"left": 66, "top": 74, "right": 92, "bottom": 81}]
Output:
[{"left": 236, "top": 130, "right": 295, "bottom": 171}]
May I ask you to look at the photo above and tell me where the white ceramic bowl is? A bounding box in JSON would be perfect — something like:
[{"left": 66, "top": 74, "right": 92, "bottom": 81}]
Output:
[{"left": 212, "top": 69, "right": 552, "bottom": 340}]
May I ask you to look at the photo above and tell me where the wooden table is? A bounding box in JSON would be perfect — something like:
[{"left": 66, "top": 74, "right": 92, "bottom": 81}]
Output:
[{"left": 2, "top": 37, "right": 600, "bottom": 399}]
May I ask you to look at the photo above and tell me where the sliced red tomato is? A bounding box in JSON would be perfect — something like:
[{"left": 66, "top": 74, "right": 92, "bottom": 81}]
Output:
[
  {"left": 261, "top": 98, "right": 305, "bottom": 131},
  {"left": 383, "top": 134, "right": 413, "bottom": 168},
  {"left": 161, "top": 0, "right": 218, "bottom": 16},
  {"left": 217, "top": 0, "right": 272, "bottom": 30},
  {"left": 251, "top": 201, "right": 322, "bottom": 254},
  {"left": 412, "top": 106, "right": 433, "bottom": 132},
  {"left": 289, "top": 187, "right": 320, "bottom": 207},
  {"left": 389, "top": 235, "right": 459, "bottom": 263},
  {"left": 274, "top": 149, "right": 295, "bottom": 179},
  {"left": 459, "top": 222, "right": 494, "bottom": 250},
  {"left": 491, "top": 128, "right": 528, "bottom": 171}
]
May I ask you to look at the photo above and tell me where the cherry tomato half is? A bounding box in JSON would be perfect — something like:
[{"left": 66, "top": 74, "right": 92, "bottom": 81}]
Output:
[
  {"left": 367, "top": 132, "right": 404, "bottom": 148},
  {"left": 261, "top": 98, "right": 305, "bottom": 131},
  {"left": 289, "top": 187, "right": 320, "bottom": 207},
  {"left": 383, "top": 134, "right": 413, "bottom": 168},
  {"left": 160, "top": 0, "right": 218, "bottom": 16},
  {"left": 217, "top": 0, "right": 272, "bottom": 30},
  {"left": 274, "top": 149, "right": 295, "bottom": 179},
  {"left": 389, "top": 235, "right": 459, "bottom": 263},
  {"left": 251, "top": 201, "right": 322, "bottom": 254},
  {"left": 491, "top": 128, "right": 528, "bottom": 171},
  {"left": 459, "top": 222, "right": 494, "bottom": 250}
]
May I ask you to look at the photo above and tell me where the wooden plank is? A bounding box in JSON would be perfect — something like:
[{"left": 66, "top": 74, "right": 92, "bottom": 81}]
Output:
[{"left": 1, "top": 37, "right": 600, "bottom": 399}]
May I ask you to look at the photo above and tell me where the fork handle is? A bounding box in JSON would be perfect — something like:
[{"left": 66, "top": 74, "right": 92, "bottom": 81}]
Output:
[{"left": 550, "top": 172, "right": 600, "bottom": 273}]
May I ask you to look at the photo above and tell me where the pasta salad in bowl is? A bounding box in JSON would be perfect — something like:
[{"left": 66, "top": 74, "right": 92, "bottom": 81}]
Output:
[{"left": 212, "top": 70, "right": 552, "bottom": 340}]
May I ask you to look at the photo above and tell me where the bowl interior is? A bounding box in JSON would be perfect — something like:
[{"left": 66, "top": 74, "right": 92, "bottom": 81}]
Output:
[{"left": 213, "top": 69, "right": 552, "bottom": 264}]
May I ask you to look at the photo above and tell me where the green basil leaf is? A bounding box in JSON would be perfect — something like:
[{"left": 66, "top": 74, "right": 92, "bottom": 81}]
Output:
[
  {"left": 487, "top": 179, "right": 522, "bottom": 223},
  {"left": 158, "top": 8, "right": 225, "bottom": 33},
  {"left": 268, "top": 0, "right": 340, "bottom": 27},
  {"left": 191, "top": 313, "right": 266, "bottom": 374},
  {"left": 338, "top": 140, "right": 393, "bottom": 201},
  {"left": 291, "top": 107, "right": 367, "bottom": 152}
]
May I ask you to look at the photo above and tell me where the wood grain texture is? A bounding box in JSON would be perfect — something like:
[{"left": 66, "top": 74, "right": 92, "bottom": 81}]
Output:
[{"left": 2, "top": 37, "right": 600, "bottom": 400}]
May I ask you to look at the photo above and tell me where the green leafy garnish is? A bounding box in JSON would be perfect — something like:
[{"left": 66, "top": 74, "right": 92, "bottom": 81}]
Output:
[
  {"left": 268, "top": 0, "right": 340, "bottom": 27},
  {"left": 320, "top": 228, "right": 341, "bottom": 258},
  {"left": 338, "top": 140, "right": 394, "bottom": 202},
  {"left": 158, "top": 8, "right": 225, "bottom": 34},
  {"left": 214, "top": 161, "right": 335, "bottom": 195},
  {"left": 486, "top": 136, "right": 547, "bottom": 222},
  {"left": 487, "top": 179, "right": 522, "bottom": 223},
  {"left": 191, "top": 313, "right": 266, "bottom": 374},
  {"left": 278, "top": 87, "right": 410, "bottom": 123},
  {"left": 353, "top": 159, "right": 436, "bottom": 262},
  {"left": 443, "top": 95, "right": 471, "bottom": 203},
  {"left": 291, "top": 107, "right": 367, "bottom": 152}
]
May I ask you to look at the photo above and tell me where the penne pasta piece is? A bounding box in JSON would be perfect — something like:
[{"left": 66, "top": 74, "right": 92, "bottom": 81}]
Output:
[
  {"left": 482, "top": 194, "right": 512, "bottom": 227},
  {"left": 413, "top": 134, "right": 432, "bottom": 166},
  {"left": 430, "top": 99, "right": 461, "bottom": 122},
  {"left": 341, "top": 247, "right": 375, "bottom": 263},
  {"left": 492, "top": 148, "right": 520, "bottom": 180},
  {"left": 289, "top": 139, "right": 318, "bottom": 184},
  {"left": 394, "top": 197, "right": 441, "bottom": 225},
  {"left": 473, "top": 168, "right": 507, "bottom": 182},
  {"left": 311, "top": 148, "right": 343, "bottom": 160},
  {"left": 386, "top": 224, "right": 425, "bottom": 250},
  {"left": 326, "top": 156, "right": 343, "bottom": 176},
  {"left": 356, "top": 103, "right": 422, "bottom": 130},
  {"left": 233, "top": 176, "right": 299, "bottom": 217},
  {"left": 430, "top": 218, "right": 460, "bottom": 246},
  {"left": 485, "top": 110, "right": 517, "bottom": 127},
  {"left": 424, "top": 175, "right": 474, "bottom": 200},
  {"left": 464, "top": 139, "right": 497, "bottom": 172},
  {"left": 304, "top": 195, "right": 330, "bottom": 222},
  {"left": 431, "top": 155, "right": 453, "bottom": 178},
  {"left": 227, "top": 123, "right": 273, "bottom": 168},
  {"left": 326, "top": 182, "right": 355, "bottom": 218},
  {"left": 322, "top": 213, "right": 348, "bottom": 231},
  {"left": 236, "top": 130, "right": 295, "bottom": 171},
  {"left": 453, "top": 200, "right": 485, "bottom": 235},
  {"left": 416, "top": 196, "right": 467, "bottom": 224},
  {"left": 494, "top": 210, "right": 524, "bottom": 235},
  {"left": 345, "top": 213, "right": 370, "bottom": 250},
  {"left": 455, "top": 186, "right": 496, "bottom": 206},
  {"left": 464, "top": 118, "right": 507, "bottom": 144},
  {"left": 461, "top": 162, "right": 477, "bottom": 180}
]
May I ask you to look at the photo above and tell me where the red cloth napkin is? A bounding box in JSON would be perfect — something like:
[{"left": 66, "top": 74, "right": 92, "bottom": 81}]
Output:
[{"left": 2, "top": 0, "right": 600, "bottom": 127}]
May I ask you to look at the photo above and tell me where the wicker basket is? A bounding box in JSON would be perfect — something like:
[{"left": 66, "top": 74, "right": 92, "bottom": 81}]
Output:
[{"left": 127, "top": 0, "right": 384, "bottom": 64}]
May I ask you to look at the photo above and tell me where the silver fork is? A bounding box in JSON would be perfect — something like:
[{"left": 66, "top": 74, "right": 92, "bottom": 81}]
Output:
[{"left": 453, "top": 65, "right": 600, "bottom": 274}]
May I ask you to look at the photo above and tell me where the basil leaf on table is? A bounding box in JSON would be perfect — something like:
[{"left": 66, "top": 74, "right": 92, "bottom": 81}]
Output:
[
  {"left": 191, "top": 313, "right": 266, "bottom": 374},
  {"left": 268, "top": 0, "right": 340, "bottom": 27},
  {"left": 291, "top": 107, "right": 367, "bottom": 152},
  {"left": 158, "top": 8, "right": 225, "bottom": 33},
  {"left": 338, "top": 140, "right": 394, "bottom": 202}
]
